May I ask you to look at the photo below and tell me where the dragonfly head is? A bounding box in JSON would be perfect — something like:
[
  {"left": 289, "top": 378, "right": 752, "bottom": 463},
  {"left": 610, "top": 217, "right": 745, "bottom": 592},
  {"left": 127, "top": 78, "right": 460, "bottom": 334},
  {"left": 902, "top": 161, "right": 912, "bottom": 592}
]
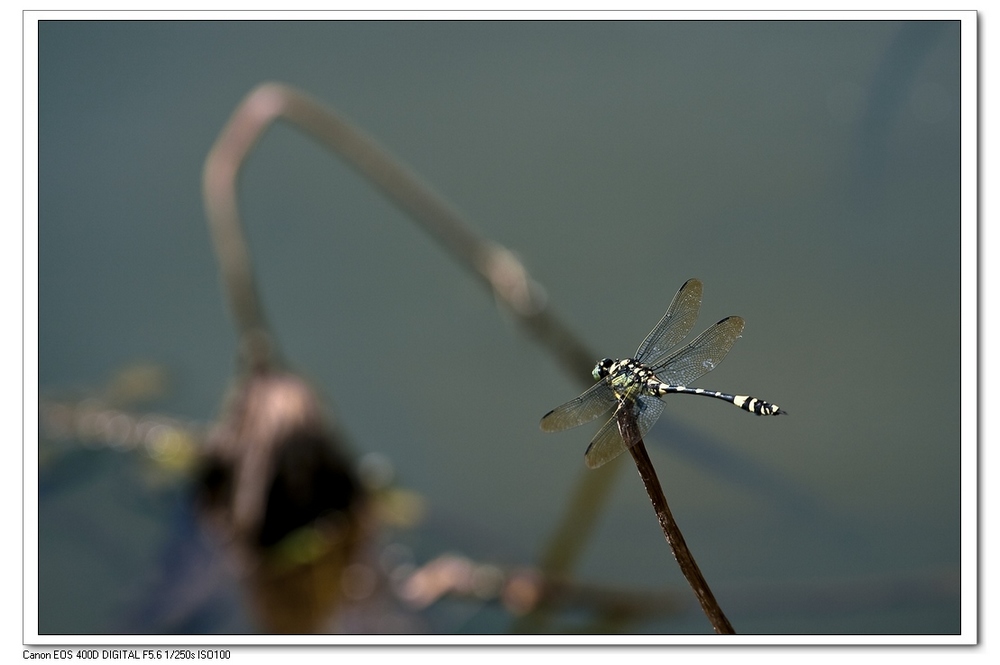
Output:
[{"left": 592, "top": 358, "right": 615, "bottom": 381}]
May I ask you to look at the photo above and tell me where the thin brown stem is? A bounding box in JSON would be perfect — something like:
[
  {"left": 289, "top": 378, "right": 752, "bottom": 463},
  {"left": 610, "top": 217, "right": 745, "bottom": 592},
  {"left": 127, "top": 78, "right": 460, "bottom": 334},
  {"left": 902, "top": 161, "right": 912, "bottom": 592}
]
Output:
[{"left": 618, "top": 409, "right": 736, "bottom": 635}]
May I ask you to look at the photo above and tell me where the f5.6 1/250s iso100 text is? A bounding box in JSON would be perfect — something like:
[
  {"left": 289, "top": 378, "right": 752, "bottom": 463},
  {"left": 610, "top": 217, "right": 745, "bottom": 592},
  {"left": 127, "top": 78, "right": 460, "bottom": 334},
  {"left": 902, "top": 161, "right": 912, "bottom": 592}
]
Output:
[{"left": 23, "top": 651, "right": 231, "bottom": 661}]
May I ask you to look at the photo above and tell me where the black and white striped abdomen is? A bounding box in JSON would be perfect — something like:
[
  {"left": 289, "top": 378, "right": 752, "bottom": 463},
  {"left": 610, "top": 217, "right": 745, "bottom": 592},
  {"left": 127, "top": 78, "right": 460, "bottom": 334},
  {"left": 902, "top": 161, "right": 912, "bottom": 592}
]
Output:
[{"left": 646, "top": 379, "right": 785, "bottom": 416}]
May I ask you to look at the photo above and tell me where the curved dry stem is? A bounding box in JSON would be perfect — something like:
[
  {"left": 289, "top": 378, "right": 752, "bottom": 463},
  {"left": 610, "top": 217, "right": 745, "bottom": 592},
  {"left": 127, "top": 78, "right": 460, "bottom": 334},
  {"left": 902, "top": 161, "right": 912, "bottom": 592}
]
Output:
[
  {"left": 618, "top": 408, "right": 735, "bottom": 634},
  {"left": 203, "top": 82, "right": 595, "bottom": 380}
]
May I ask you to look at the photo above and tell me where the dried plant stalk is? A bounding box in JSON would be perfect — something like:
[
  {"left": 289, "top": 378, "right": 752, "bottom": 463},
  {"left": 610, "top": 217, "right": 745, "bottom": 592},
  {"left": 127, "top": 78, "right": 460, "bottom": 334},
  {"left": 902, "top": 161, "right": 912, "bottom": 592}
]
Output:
[{"left": 619, "top": 408, "right": 735, "bottom": 634}]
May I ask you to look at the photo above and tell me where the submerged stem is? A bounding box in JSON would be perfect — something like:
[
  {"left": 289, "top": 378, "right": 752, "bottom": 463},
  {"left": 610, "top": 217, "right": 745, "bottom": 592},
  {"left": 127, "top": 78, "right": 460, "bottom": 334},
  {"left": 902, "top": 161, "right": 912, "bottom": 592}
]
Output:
[{"left": 618, "top": 409, "right": 735, "bottom": 635}]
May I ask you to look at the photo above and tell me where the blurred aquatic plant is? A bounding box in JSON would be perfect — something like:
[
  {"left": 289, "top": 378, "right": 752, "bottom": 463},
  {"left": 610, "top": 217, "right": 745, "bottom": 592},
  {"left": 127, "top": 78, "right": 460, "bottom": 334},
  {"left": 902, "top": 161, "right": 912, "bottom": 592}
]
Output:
[
  {"left": 396, "top": 552, "right": 685, "bottom": 630},
  {"left": 194, "top": 369, "right": 368, "bottom": 633},
  {"left": 200, "top": 81, "right": 630, "bottom": 631},
  {"left": 38, "top": 363, "right": 202, "bottom": 485}
]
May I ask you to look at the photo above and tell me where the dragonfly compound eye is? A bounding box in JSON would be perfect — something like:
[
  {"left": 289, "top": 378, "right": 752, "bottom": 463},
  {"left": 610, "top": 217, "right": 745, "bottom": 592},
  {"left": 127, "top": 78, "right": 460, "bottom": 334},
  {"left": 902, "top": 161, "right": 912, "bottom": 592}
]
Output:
[{"left": 592, "top": 359, "right": 614, "bottom": 380}]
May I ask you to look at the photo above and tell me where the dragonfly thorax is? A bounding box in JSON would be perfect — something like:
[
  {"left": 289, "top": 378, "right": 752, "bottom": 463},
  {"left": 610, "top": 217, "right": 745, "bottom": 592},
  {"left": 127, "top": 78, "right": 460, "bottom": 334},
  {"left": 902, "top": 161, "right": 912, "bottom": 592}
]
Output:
[{"left": 594, "top": 357, "right": 663, "bottom": 401}]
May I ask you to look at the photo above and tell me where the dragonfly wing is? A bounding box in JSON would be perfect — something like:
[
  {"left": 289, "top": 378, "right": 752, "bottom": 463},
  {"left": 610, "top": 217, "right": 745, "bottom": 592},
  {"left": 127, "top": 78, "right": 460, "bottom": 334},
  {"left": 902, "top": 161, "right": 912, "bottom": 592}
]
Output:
[
  {"left": 634, "top": 278, "right": 703, "bottom": 367},
  {"left": 540, "top": 380, "right": 617, "bottom": 432},
  {"left": 635, "top": 395, "right": 666, "bottom": 440},
  {"left": 583, "top": 412, "right": 628, "bottom": 469},
  {"left": 584, "top": 397, "right": 664, "bottom": 469},
  {"left": 652, "top": 315, "right": 745, "bottom": 386}
]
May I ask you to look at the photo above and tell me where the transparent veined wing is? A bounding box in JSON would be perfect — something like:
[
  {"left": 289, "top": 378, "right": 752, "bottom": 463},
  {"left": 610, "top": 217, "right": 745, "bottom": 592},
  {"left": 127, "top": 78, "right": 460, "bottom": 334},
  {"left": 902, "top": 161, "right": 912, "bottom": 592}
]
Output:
[
  {"left": 633, "top": 278, "right": 703, "bottom": 367},
  {"left": 540, "top": 380, "right": 618, "bottom": 433},
  {"left": 650, "top": 315, "right": 745, "bottom": 387},
  {"left": 583, "top": 396, "right": 665, "bottom": 469}
]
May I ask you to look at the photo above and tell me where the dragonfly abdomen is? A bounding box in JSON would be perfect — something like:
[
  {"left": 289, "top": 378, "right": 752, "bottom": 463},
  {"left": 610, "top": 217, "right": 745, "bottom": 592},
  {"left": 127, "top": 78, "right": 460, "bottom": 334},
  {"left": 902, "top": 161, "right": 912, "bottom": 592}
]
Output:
[{"left": 648, "top": 381, "right": 784, "bottom": 416}]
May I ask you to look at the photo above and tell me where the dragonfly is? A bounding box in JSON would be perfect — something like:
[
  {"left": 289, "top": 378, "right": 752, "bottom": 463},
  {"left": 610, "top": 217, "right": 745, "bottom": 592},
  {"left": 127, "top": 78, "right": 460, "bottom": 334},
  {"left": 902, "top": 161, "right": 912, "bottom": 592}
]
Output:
[{"left": 540, "top": 278, "right": 784, "bottom": 469}]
